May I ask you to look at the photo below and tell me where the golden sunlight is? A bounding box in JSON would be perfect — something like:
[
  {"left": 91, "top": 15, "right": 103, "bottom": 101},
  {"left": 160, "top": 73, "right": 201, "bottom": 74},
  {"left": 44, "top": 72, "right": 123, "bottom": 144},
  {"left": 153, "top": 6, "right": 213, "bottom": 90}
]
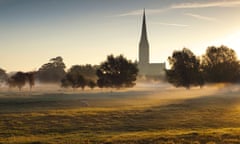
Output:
[{"left": 213, "top": 30, "right": 240, "bottom": 58}]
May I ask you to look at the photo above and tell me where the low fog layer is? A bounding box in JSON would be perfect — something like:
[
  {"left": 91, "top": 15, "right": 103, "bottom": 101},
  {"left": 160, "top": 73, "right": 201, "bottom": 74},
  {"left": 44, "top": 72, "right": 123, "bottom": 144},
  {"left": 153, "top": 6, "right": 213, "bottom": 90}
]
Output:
[{"left": 0, "top": 80, "right": 240, "bottom": 120}]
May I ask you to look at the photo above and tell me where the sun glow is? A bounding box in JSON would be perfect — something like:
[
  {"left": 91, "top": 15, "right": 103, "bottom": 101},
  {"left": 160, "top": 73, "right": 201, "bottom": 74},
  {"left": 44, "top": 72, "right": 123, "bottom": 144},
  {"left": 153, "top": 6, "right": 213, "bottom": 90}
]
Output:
[{"left": 212, "top": 30, "right": 240, "bottom": 58}]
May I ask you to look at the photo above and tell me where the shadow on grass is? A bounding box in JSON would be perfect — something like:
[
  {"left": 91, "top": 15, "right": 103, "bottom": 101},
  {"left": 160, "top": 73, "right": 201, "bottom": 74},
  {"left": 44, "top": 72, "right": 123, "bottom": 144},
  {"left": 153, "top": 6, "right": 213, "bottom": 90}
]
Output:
[{"left": 0, "top": 90, "right": 152, "bottom": 112}]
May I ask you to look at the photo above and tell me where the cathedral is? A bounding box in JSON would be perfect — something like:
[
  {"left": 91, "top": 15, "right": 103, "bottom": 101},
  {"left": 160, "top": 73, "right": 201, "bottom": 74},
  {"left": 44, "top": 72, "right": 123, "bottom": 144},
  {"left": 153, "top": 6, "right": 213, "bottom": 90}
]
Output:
[{"left": 138, "top": 10, "right": 166, "bottom": 77}]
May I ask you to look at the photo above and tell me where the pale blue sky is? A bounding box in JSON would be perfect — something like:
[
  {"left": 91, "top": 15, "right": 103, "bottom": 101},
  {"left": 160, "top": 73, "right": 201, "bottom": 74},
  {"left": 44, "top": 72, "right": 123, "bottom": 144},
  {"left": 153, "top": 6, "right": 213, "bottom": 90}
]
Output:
[{"left": 1, "top": 0, "right": 240, "bottom": 71}]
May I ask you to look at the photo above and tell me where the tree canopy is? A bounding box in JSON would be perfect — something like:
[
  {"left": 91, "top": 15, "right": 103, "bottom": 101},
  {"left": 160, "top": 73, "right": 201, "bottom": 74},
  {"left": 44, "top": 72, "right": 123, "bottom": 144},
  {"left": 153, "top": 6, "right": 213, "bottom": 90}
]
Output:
[
  {"left": 166, "top": 48, "right": 203, "bottom": 88},
  {"left": 8, "top": 72, "right": 27, "bottom": 91},
  {"left": 67, "top": 64, "right": 97, "bottom": 81},
  {"left": 202, "top": 46, "right": 240, "bottom": 83},
  {"left": 61, "top": 65, "right": 87, "bottom": 90},
  {"left": 8, "top": 71, "right": 36, "bottom": 91},
  {"left": 96, "top": 55, "right": 138, "bottom": 88},
  {"left": 37, "top": 56, "right": 66, "bottom": 83},
  {"left": 166, "top": 46, "right": 240, "bottom": 89}
]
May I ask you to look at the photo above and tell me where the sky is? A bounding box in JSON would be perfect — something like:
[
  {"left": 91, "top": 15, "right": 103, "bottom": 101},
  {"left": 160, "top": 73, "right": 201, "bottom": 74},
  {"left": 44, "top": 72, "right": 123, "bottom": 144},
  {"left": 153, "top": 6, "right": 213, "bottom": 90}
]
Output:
[{"left": 1, "top": 0, "right": 240, "bottom": 72}]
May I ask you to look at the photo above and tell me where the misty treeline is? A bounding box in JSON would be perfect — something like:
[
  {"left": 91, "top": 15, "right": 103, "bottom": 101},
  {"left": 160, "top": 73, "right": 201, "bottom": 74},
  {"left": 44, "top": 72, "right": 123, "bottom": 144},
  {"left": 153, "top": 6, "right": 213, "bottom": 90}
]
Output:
[
  {"left": 0, "top": 55, "right": 138, "bottom": 91},
  {"left": 2, "top": 45, "right": 237, "bottom": 91},
  {"left": 166, "top": 45, "right": 240, "bottom": 89},
  {"left": 62, "top": 55, "right": 138, "bottom": 90}
]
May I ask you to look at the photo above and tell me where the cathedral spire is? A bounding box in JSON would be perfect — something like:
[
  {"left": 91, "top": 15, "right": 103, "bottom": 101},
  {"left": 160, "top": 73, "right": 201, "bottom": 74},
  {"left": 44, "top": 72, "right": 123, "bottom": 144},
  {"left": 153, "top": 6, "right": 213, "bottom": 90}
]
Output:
[
  {"left": 138, "top": 9, "right": 166, "bottom": 77},
  {"left": 139, "top": 9, "right": 149, "bottom": 65},
  {"left": 140, "top": 8, "right": 148, "bottom": 42}
]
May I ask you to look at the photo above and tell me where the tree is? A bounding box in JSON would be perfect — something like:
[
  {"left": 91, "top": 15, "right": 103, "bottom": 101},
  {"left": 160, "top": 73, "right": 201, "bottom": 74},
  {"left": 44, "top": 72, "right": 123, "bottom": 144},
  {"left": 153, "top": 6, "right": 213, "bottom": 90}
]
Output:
[
  {"left": 0, "top": 68, "right": 7, "bottom": 85},
  {"left": 96, "top": 55, "right": 138, "bottom": 88},
  {"left": 201, "top": 45, "right": 240, "bottom": 83},
  {"left": 25, "top": 71, "right": 36, "bottom": 91},
  {"left": 88, "top": 80, "right": 97, "bottom": 90},
  {"left": 166, "top": 48, "right": 203, "bottom": 89},
  {"left": 37, "top": 56, "right": 66, "bottom": 83},
  {"left": 7, "top": 71, "right": 36, "bottom": 91},
  {"left": 61, "top": 78, "right": 71, "bottom": 88},
  {"left": 9, "top": 72, "right": 26, "bottom": 91},
  {"left": 71, "top": 64, "right": 98, "bottom": 81},
  {"left": 61, "top": 65, "right": 87, "bottom": 90}
]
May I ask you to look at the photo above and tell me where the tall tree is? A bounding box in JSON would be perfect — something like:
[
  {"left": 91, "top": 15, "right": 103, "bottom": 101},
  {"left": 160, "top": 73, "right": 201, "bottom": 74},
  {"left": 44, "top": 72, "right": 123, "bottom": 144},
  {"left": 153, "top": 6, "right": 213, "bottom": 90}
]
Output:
[
  {"left": 202, "top": 45, "right": 240, "bottom": 83},
  {"left": 37, "top": 56, "right": 66, "bottom": 83},
  {"left": 96, "top": 55, "right": 138, "bottom": 88},
  {"left": 166, "top": 48, "right": 203, "bottom": 89},
  {"left": 61, "top": 65, "right": 87, "bottom": 90}
]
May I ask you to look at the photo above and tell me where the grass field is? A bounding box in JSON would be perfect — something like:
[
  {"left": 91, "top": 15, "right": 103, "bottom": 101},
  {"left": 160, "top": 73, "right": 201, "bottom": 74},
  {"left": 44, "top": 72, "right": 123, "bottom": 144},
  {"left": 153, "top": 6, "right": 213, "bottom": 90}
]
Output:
[{"left": 1, "top": 83, "right": 240, "bottom": 144}]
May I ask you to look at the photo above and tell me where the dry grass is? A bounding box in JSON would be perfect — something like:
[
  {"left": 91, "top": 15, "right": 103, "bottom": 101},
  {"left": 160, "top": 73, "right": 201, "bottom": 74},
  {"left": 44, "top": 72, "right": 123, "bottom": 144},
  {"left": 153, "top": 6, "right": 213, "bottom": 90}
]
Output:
[{"left": 0, "top": 83, "right": 240, "bottom": 143}]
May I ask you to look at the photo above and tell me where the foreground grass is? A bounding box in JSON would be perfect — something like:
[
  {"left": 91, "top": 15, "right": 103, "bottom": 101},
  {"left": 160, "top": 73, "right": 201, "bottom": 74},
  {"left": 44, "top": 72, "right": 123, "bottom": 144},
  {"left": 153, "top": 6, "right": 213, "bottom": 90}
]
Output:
[
  {"left": 3, "top": 128, "right": 240, "bottom": 144},
  {"left": 1, "top": 85, "right": 240, "bottom": 143}
]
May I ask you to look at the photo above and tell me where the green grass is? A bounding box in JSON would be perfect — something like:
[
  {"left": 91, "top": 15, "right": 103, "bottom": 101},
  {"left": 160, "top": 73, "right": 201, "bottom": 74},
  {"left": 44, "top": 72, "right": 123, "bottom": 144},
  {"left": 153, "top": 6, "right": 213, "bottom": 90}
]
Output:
[{"left": 1, "top": 85, "right": 240, "bottom": 143}]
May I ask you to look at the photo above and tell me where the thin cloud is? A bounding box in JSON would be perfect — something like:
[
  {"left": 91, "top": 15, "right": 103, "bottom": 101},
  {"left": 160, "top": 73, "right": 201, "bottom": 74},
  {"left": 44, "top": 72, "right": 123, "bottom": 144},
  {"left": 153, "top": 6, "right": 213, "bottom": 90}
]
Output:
[
  {"left": 115, "top": 8, "right": 168, "bottom": 17},
  {"left": 172, "top": 0, "right": 240, "bottom": 9},
  {"left": 153, "top": 22, "right": 189, "bottom": 27},
  {"left": 115, "top": 0, "right": 240, "bottom": 17},
  {"left": 185, "top": 13, "right": 217, "bottom": 21},
  {"left": 116, "top": 9, "right": 142, "bottom": 17}
]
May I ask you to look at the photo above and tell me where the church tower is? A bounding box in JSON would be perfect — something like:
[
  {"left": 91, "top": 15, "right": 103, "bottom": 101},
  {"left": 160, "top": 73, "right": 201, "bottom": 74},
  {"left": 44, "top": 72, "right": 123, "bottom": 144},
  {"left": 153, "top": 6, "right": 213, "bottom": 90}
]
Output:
[
  {"left": 138, "top": 9, "right": 165, "bottom": 77},
  {"left": 139, "top": 9, "right": 149, "bottom": 65}
]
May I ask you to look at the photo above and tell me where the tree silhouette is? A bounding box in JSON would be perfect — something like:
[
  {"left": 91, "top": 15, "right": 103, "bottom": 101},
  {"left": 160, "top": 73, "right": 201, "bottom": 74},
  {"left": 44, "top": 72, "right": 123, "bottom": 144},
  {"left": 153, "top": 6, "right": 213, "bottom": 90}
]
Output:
[
  {"left": 0, "top": 68, "right": 7, "bottom": 85},
  {"left": 96, "top": 55, "right": 138, "bottom": 88},
  {"left": 25, "top": 71, "right": 36, "bottom": 91},
  {"left": 37, "top": 56, "right": 66, "bottom": 83},
  {"left": 70, "top": 64, "right": 98, "bottom": 81},
  {"left": 166, "top": 48, "right": 203, "bottom": 89},
  {"left": 9, "top": 72, "right": 26, "bottom": 91},
  {"left": 7, "top": 71, "right": 36, "bottom": 91},
  {"left": 61, "top": 65, "right": 87, "bottom": 90},
  {"left": 88, "top": 80, "right": 96, "bottom": 90},
  {"left": 202, "top": 45, "right": 240, "bottom": 83}
]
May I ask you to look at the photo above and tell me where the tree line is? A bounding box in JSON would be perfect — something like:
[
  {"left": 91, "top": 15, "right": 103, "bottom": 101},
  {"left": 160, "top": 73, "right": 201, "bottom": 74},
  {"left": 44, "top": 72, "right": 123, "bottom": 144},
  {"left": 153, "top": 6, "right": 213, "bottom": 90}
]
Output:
[
  {"left": 1, "top": 45, "right": 239, "bottom": 91},
  {"left": 166, "top": 45, "right": 240, "bottom": 89},
  {"left": 0, "top": 55, "right": 138, "bottom": 91}
]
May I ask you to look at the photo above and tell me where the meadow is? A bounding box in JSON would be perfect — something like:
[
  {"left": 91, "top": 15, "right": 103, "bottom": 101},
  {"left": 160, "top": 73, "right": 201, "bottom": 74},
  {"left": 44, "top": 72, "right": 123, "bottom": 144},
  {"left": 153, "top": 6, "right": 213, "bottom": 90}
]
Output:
[{"left": 1, "top": 83, "right": 240, "bottom": 144}]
